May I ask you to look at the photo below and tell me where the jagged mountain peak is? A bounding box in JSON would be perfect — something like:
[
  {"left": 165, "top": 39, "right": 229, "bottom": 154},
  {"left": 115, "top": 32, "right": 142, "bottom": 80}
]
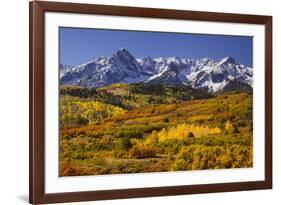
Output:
[
  {"left": 139, "top": 56, "right": 153, "bottom": 61},
  {"left": 218, "top": 56, "right": 238, "bottom": 65},
  {"left": 200, "top": 57, "right": 212, "bottom": 61},
  {"left": 112, "top": 48, "right": 138, "bottom": 64},
  {"left": 60, "top": 48, "right": 252, "bottom": 93},
  {"left": 116, "top": 47, "right": 133, "bottom": 58},
  {"left": 166, "top": 56, "right": 182, "bottom": 64}
]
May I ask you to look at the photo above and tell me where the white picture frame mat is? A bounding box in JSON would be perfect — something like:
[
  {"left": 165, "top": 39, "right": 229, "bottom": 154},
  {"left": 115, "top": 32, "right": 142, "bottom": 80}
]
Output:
[{"left": 44, "top": 12, "right": 265, "bottom": 194}]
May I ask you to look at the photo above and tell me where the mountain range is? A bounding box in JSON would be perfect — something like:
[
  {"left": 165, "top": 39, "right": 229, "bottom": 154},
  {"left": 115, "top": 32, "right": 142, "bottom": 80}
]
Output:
[{"left": 60, "top": 47, "right": 253, "bottom": 93}]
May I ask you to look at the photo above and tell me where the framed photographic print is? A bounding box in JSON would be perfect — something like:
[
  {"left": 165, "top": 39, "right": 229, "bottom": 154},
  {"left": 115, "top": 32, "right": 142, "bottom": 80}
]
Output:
[{"left": 29, "top": 1, "right": 272, "bottom": 204}]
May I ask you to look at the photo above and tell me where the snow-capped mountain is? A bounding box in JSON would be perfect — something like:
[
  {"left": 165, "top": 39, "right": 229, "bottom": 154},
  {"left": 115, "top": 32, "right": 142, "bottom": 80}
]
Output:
[
  {"left": 59, "top": 64, "right": 74, "bottom": 78},
  {"left": 60, "top": 48, "right": 253, "bottom": 93}
]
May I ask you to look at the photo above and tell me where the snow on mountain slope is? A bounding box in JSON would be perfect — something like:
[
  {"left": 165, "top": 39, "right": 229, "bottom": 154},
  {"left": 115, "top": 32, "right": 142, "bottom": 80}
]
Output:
[{"left": 60, "top": 48, "right": 253, "bottom": 93}]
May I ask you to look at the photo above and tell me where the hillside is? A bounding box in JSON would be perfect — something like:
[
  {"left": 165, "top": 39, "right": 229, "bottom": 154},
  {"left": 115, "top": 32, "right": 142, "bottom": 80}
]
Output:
[
  {"left": 60, "top": 83, "right": 212, "bottom": 111},
  {"left": 59, "top": 90, "right": 253, "bottom": 176}
]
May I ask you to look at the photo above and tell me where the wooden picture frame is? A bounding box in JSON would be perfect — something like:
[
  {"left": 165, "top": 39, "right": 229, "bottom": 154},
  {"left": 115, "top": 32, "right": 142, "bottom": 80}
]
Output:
[{"left": 29, "top": 1, "right": 272, "bottom": 204}]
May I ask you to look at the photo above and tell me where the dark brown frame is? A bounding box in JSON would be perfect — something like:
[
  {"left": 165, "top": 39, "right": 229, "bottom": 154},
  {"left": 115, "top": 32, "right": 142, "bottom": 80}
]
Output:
[{"left": 29, "top": 1, "right": 272, "bottom": 204}]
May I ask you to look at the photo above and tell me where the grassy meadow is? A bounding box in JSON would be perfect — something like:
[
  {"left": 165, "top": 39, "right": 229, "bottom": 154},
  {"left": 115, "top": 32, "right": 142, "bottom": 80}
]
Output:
[{"left": 59, "top": 84, "right": 253, "bottom": 176}]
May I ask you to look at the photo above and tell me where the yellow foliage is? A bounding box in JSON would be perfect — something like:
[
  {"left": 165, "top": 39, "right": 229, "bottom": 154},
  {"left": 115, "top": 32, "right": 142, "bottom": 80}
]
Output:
[
  {"left": 225, "top": 120, "right": 233, "bottom": 131},
  {"left": 147, "top": 123, "right": 222, "bottom": 142},
  {"left": 209, "top": 127, "right": 222, "bottom": 134},
  {"left": 60, "top": 95, "right": 126, "bottom": 125}
]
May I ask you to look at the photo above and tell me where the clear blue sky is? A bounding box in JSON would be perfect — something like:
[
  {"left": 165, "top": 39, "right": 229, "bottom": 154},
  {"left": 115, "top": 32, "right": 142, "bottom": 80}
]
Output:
[{"left": 59, "top": 27, "right": 253, "bottom": 67}]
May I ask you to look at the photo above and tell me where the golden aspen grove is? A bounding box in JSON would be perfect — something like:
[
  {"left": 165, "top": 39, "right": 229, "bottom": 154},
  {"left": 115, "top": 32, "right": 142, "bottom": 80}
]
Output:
[{"left": 59, "top": 84, "right": 253, "bottom": 176}]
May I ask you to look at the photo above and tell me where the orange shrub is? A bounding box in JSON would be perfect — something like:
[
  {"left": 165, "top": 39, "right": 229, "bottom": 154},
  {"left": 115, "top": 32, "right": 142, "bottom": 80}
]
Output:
[{"left": 129, "top": 143, "right": 156, "bottom": 159}]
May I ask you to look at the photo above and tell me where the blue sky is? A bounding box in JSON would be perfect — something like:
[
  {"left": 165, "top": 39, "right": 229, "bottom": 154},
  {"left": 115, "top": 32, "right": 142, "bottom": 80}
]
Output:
[{"left": 59, "top": 27, "right": 253, "bottom": 67}]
